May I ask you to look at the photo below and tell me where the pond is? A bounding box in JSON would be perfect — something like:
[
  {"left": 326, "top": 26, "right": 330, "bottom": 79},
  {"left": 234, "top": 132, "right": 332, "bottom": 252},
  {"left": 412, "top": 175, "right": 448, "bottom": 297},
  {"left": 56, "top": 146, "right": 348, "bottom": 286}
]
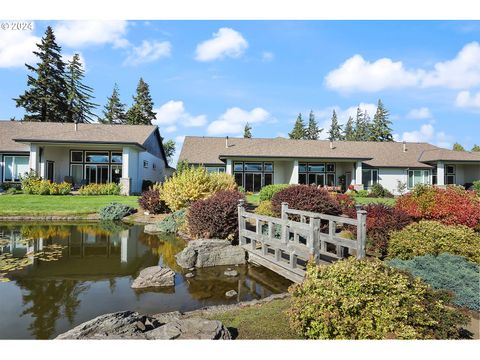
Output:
[{"left": 0, "top": 222, "right": 292, "bottom": 339}]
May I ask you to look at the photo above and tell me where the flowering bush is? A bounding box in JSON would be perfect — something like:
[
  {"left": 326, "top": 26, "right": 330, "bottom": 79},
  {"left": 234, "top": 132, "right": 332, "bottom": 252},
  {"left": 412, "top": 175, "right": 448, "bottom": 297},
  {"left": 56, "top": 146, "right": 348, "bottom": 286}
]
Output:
[
  {"left": 21, "top": 171, "right": 71, "bottom": 195},
  {"left": 288, "top": 258, "right": 468, "bottom": 339},
  {"left": 187, "top": 190, "right": 245, "bottom": 240},
  {"left": 138, "top": 189, "right": 169, "bottom": 214},
  {"left": 395, "top": 185, "right": 480, "bottom": 228},
  {"left": 79, "top": 183, "right": 120, "bottom": 195}
]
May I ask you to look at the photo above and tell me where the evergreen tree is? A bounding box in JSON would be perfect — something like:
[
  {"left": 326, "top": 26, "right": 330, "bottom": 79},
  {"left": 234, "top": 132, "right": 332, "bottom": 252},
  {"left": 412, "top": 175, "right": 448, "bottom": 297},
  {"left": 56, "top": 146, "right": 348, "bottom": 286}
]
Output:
[
  {"left": 471, "top": 144, "right": 480, "bottom": 152},
  {"left": 101, "top": 84, "right": 127, "bottom": 124},
  {"left": 289, "top": 113, "right": 307, "bottom": 139},
  {"left": 305, "top": 110, "right": 322, "bottom": 140},
  {"left": 126, "top": 78, "right": 157, "bottom": 125},
  {"left": 343, "top": 116, "right": 355, "bottom": 141},
  {"left": 370, "top": 99, "right": 393, "bottom": 141},
  {"left": 65, "top": 54, "right": 98, "bottom": 123},
  {"left": 162, "top": 139, "right": 176, "bottom": 162},
  {"left": 327, "top": 110, "right": 343, "bottom": 141},
  {"left": 452, "top": 143, "right": 465, "bottom": 151},
  {"left": 243, "top": 122, "right": 252, "bottom": 138},
  {"left": 14, "top": 26, "right": 69, "bottom": 122},
  {"left": 354, "top": 107, "right": 369, "bottom": 141}
]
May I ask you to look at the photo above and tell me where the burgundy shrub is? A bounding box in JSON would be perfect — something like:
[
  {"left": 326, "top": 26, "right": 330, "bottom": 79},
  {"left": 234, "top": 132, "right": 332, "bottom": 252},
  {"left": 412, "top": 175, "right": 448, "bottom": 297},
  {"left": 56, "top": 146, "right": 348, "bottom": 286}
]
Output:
[{"left": 138, "top": 189, "right": 169, "bottom": 214}]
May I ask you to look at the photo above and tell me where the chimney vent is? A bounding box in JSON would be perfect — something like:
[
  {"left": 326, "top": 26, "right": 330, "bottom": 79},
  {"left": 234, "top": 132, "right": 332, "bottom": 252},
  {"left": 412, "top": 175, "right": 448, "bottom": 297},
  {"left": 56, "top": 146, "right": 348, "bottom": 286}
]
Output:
[
  {"left": 330, "top": 140, "right": 334, "bottom": 149},
  {"left": 74, "top": 122, "right": 78, "bottom": 132},
  {"left": 403, "top": 141, "right": 407, "bottom": 152},
  {"left": 225, "top": 136, "right": 229, "bottom": 148}
]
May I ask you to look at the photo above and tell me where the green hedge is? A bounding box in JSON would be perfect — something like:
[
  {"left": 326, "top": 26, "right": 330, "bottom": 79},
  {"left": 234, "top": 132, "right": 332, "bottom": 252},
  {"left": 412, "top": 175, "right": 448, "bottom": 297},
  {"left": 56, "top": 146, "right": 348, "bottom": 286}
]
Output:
[{"left": 258, "top": 184, "right": 289, "bottom": 202}]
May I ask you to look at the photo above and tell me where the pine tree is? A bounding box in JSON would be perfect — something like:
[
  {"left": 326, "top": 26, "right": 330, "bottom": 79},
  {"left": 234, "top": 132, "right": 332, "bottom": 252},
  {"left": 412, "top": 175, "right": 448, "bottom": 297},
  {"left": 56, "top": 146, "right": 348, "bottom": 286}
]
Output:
[
  {"left": 328, "top": 110, "right": 343, "bottom": 141},
  {"left": 452, "top": 143, "right": 465, "bottom": 151},
  {"left": 354, "top": 107, "right": 369, "bottom": 141},
  {"left": 370, "top": 99, "right": 393, "bottom": 141},
  {"left": 471, "top": 144, "right": 480, "bottom": 152},
  {"left": 126, "top": 78, "right": 157, "bottom": 125},
  {"left": 14, "top": 26, "right": 69, "bottom": 122},
  {"left": 289, "top": 113, "right": 307, "bottom": 139},
  {"left": 343, "top": 116, "right": 355, "bottom": 141},
  {"left": 65, "top": 54, "right": 98, "bottom": 123},
  {"left": 101, "top": 84, "right": 127, "bottom": 124},
  {"left": 305, "top": 110, "right": 322, "bottom": 140},
  {"left": 243, "top": 122, "right": 252, "bottom": 138}
]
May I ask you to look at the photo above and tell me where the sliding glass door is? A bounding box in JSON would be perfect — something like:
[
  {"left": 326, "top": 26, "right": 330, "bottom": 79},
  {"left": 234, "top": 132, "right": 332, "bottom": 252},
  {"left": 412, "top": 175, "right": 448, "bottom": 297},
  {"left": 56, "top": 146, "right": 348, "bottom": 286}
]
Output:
[
  {"left": 244, "top": 173, "right": 262, "bottom": 193},
  {"left": 85, "top": 165, "right": 109, "bottom": 184}
]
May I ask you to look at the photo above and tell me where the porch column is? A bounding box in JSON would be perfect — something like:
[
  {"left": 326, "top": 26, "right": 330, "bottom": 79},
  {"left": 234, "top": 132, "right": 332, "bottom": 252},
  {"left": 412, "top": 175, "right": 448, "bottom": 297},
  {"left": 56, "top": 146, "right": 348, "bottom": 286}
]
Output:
[
  {"left": 226, "top": 159, "right": 233, "bottom": 174},
  {"left": 120, "top": 146, "right": 132, "bottom": 195},
  {"left": 355, "top": 161, "right": 363, "bottom": 190},
  {"left": 290, "top": 160, "right": 299, "bottom": 184},
  {"left": 437, "top": 161, "right": 445, "bottom": 186},
  {"left": 29, "top": 143, "right": 39, "bottom": 175}
]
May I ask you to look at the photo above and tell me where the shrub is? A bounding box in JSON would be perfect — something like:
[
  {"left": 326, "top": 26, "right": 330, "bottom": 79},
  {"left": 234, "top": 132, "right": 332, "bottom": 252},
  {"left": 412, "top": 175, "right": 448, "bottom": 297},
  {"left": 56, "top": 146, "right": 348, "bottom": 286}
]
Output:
[
  {"left": 6, "top": 187, "right": 18, "bottom": 195},
  {"left": 259, "top": 184, "right": 290, "bottom": 202},
  {"left": 388, "top": 254, "right": 480, "bottom": 311},
  {"left": 20, "top": 171, "right": 71, "bottom": 195},
  {"left": 255, "top": 200, "right": 276, "bottom": 217},
  {"left": 473, "top": 180, "right": 480, "bottom": 195},
  {"left": 395, "top": 185, "right": 480, "bottom": 228},
  {"left": 368, "top": 183, "right": 394, "bottom": 198},
  {"left": 141, "top": 180, "right": 153, "bottom": 192},
  {"left": 187, "top": 190, "right": 245, "bottom": 240},
  {"left": 79, "top": 183, "right": 121, "bottom": 195},
  {"left": 387, "top": 221, "right": 480, "bottom": 264},
  {"left": 159, "top": 166, "right": 237, "bottom": 211},
  {"left": 157, "top": 209, "right": 186, "bottom": 234},
  {"left": 99, "top": 202, "right": 135, "bottom": 221},
  {"left": 271, "top": 185, "right": 342, "bottom": 217},
  {"left": 288, "top": 258, "right": 468, "bottom": 339},
  {"left": 138, "top": 189, "right": 169, "bottom": 214},
  {"left": 355, "top": 189, "right": 369, "bottom": 197},
  {"left": 330, "top": 193, "right": 356, "bottom": 216}
]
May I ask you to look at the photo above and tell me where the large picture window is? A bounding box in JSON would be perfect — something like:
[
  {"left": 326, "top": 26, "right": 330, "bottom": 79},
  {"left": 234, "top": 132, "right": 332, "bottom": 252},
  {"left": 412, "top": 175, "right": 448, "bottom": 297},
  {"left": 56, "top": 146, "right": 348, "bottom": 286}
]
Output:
[
  {"left": 299, "top": 162, "right": 336, "bottom": 186},
  {"left": 362, "top": 169, "right": 378, "bottom": 188},
  {"left": 233, "top": 161, "right": 273, "bottom": 192},
  {"left": 408, "top": 170, "right": 430, "bottom": 188},
  {"left": 3, "top": 156, "right": 29, "bottom": 182},
  {"left": 70, "top": 150, "right": 123, "bottom": 185},
  {"left": 205, "top": 166, "right": 226, "bottom": 173}
]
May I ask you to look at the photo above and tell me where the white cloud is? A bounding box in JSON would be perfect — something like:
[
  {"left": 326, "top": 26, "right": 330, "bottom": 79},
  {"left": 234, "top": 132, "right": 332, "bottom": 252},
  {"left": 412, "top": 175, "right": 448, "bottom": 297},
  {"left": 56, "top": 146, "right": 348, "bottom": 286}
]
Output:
[
  {"left": 153, "top": 100, "right": 207, "bottom": 130},
  {"left": 207, "top": 107, "right": 271, "bottom": 136},
  {"left": 55, "top": 20, "right": 129, "bottom": 48},
  {"left": 262, "top": 51, "right": 274, "bottom": 62},
  {"left": 325, "top": 42, "right": 480, "bottom": 93},
  {"left": 195, "top": 28, "right": 248, "bottom": 62},
  {"left": 455, "top": 90, "right": 480, "bottom": 108},
  {"left": 123, "top": 40, "right": 171, "bottom": 66},
  {"left": 394, "top": 123, "right": 453, "bottom": 148},
  {"left": 406, "top": 107, "right": 432, "bottom": 119},
  {"left": 0, "top": 28, "right": 39, "bottom": 68}
]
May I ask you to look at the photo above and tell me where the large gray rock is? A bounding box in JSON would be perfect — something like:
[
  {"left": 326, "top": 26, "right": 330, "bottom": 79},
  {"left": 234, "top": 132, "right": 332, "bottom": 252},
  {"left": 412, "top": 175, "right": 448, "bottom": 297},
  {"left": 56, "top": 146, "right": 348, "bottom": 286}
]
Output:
[
  {"left": 56, "top": 311, "right": 231, "bottom": 340},
  {"left": 131, "top": 266, "right": 175, "bottom": 289},
  {"left": 144, "top": 224, "right": 161, "bottom": 234},
  {"left": 175, "top": 239, "right": 246, "bottom": 269}
]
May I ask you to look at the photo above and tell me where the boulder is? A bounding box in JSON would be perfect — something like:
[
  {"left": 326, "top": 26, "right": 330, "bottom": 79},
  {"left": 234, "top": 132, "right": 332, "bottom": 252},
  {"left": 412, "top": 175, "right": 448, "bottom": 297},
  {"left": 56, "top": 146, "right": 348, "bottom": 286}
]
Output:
[
  {"left": 144, "top": 224, "right": 161, "bottom": 234},
  {"left": 131, "top": 266, "right": 175, "bottom": 289},
  {"left": 175, "top": 239, "right": 246, "bottom": 269},
  {"left": 225, "top": 290, "right": 237, "bottom": 298},
  {"left": 56, "top": 311, "right": 231, "bottom": 340},
  {"left": 224, "top": 270, "right": 239, "bottom": 277}
]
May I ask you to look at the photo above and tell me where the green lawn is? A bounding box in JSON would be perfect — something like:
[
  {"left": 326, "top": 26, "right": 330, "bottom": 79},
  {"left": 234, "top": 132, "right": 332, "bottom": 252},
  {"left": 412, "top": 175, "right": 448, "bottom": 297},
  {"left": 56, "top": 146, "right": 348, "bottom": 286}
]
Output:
[
  {"left": 354, "top": 196, "right": 396, "bottom": 206},
  {"left": 246, "top": 193, "right": 260, "bottom": 205},
  {"left": 205, "top": 297, "right": 300, "bottom": 339},
  {"left": 0, "top": 194, "right": 139, "bottom": 216}
]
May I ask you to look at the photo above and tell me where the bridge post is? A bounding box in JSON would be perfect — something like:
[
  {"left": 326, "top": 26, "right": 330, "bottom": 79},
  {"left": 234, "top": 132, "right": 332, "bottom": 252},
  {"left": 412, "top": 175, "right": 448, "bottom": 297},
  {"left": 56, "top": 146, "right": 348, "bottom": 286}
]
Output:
[
  {"left": 281, "top": 202, "right": 288, "bottom": 220},
  {"left": 311, "top": 216, "right": 321, "bottom": 263},
  {"left": 356, "top": 210, "right": 367, "bottom": 259},
  {"left": 238, "top": 199, "right": 246, "bottom": 245},
  {"left": 281, "top": 202, "right": 289, "bottom": 244}
]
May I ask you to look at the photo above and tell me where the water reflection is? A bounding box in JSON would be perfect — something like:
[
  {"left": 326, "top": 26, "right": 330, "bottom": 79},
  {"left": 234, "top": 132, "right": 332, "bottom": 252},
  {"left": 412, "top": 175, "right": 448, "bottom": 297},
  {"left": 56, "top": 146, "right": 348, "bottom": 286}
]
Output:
[{"left": 0, "top": 222, "right": 291, "bottom": 339}]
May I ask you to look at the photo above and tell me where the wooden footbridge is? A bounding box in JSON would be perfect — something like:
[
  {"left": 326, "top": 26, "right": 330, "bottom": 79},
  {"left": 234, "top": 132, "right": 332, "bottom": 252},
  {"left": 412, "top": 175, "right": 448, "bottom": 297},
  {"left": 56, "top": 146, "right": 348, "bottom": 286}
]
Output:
[{"left": 238, "top": 200, "right": 367, "bottom": 283}]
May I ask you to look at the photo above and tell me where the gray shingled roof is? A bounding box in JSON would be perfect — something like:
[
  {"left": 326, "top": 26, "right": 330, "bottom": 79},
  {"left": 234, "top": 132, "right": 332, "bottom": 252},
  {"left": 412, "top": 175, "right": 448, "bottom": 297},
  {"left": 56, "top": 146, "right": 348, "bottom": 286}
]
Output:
[
  {"left": 179, "top": 136, "right": 480, "bottom": 168},
  {"left": 419, "top": 148, "right": 480, "bottom": 162},
  {"left": 0, "top": 121, "right": 158, "bottom": 152}
]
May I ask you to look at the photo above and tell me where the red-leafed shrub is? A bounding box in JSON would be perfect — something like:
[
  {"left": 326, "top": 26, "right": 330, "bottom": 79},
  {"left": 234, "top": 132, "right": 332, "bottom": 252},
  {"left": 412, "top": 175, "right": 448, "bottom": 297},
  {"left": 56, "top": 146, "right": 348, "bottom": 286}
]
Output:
[
  {"left": 138, "top": 189, "right": 169, "bottom": 214},
  {"left": 396, "top": 185, "right": 480, "bottom": 229},
  {"left": 271, "top": 185, "right": 342, "bottom": 217},
  {"left": 331, "top": 193, "right": 356, "bottom": 216},
  {"left": 187, "top": 190, "right": 245, "bottom": 240}
]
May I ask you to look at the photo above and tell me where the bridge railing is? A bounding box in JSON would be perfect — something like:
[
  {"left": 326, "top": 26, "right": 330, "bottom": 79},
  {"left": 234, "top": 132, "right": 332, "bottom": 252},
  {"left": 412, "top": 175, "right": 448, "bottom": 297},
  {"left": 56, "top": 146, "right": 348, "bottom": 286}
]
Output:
[{"left": 237, "top": 200, "right": 367, "bottom": 271}]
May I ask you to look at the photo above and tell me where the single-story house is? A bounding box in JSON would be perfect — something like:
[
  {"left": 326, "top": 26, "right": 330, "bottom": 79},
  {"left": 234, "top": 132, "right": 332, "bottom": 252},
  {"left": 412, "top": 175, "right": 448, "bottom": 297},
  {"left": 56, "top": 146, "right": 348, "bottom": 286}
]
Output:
[
  {"left": 0, "top": 121, "right": 172, "bottom": 195},
  {"left": 178, "top": 136, "right": 480, "bottom": 195}
]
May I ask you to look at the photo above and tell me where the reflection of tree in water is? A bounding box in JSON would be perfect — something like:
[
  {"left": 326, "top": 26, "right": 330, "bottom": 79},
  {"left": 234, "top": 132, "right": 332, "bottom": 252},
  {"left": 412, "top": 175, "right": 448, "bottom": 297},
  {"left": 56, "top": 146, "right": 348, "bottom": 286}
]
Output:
[
  {"left": 137, "top": 232, "right": 186, "bottom": 272},
  {"left": 15, "top": 278, "right": 89, "bottom": 339}
]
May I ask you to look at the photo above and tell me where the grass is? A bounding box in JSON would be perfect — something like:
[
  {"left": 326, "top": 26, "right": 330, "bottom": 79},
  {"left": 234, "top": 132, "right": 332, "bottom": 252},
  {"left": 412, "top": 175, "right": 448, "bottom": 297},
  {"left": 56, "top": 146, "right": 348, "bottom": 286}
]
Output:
[
  {"left": 205, "top": 298, "right": 300, "bottom": 339},
  {"left": 246, "top": 193, "right": 260, "bottom": 205},
  {"left": 0, "top": 194, "right": 139, "bottom": 216},
  {"left": 354, "top": 196, "right": 396, "bottom": 206}
]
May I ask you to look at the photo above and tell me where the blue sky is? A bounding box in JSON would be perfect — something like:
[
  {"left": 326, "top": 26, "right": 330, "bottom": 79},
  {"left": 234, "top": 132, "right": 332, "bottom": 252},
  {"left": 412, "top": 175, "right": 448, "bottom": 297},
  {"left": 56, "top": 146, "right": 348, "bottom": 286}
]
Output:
[{"left": 1, "top": 20, "right": 479, "bottom": 164}]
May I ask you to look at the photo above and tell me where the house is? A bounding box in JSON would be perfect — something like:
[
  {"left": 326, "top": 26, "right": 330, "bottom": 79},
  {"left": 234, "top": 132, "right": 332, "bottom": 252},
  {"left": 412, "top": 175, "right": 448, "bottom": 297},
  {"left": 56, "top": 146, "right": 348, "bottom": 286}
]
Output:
[
  {"left": 178, "top": 136, "right": 480, "bottom": 194},
  {"left": 0, "top": 121, "right": 172, "bottom": 195}
]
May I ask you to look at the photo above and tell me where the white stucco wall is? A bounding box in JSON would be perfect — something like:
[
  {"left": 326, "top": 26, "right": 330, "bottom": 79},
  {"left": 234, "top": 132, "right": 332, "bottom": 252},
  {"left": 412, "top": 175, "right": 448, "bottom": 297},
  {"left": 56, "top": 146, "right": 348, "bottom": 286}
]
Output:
[
  {"left": 273, "top": 161, "right": 293, "bottom": 184},
  {"left": 138, "top": 150, "right": 166, "bottom": 186},
  {"left": 42, "top": 146, "right": 71, "bottom": 183},
  {"left": 377, "top": 168, "right": 409, "bottom": 195},
  {"left": 463, "top": 164, "right": 480, "bottom": 183}
]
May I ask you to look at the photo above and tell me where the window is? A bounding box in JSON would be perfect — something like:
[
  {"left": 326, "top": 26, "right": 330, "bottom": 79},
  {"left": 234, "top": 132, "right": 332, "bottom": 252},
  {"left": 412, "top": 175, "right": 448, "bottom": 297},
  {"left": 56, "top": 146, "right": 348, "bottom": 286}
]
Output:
[
  {"left": 234, "top": 173, "right": 243, "bottom": 187},
  {"left": 3, "top": 156, "right": 29, "bottom": 182},
  {"left": 111, "top": 152, "right": 123, "bottom": 163},
  {"left": 70, "top": 164, "right": 83, "bottom": 185},
  {"left": 308, "top": 163, "right": 325, "bottom": 172},
  {"left": 299, "top": 163, "right": 307, "bottom": 172},
  {"left": 299, "top": 162, "right": 336, "bottom": 186},
  {"left": 152, "top": 163, "right": 157, "bottom": 170},
  {"left": 234, "top": 161, "right": 273, "bottom": 192},
  {"left": 326, "top": 173, "right": 335, "bottom": 186},
  {"left": 143, "top": 160, "right": 149, "bottom": 168},
  {"left": 432, "top": 168, "right": 437, "bottom": 185},
  {"left": 408, "top": 170, "right": 430, "bottom": 188},
  {"left": 244, "top": 162, "right": 263, "bottom": 172},
  {"left": 234, "top": 162, "right": 243, "bottom": 171},
  {"left": 111, "top": 165, "right": 122, "bottom": 184},
  {"left": 205, "top": 166, "right": 226, "bottom": 173},
  {"left": 362, "top": 169, "right": 379, "bottom": 188},
  {"left": 445, "top": 164, "right": 456, "bottom": 185},
  {"left": 85, "top": 151, "right": 109, "bottom": 163},
  {"left": 71, "top": 151, "right": 83, "bottom": 162},
  {"left": 326, "top": 163, "right": 335, "bottom": 172},
  {"left": 264, "top": 163, "right": 273, "bottom": 172}
]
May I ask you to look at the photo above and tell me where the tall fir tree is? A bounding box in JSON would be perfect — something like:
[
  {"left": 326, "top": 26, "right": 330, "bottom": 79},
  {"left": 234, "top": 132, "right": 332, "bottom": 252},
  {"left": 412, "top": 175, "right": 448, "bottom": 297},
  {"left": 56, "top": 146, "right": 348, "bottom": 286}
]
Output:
[
  {"left": 162, "top": 139, "right": 176, "bottom": 162},
  {"left": 126, "top": 78, "right": 157, "bottom": 125},
  {"left": 354, "top": 107, "right": 369, "bottom": 141},
  {"left": 327, "top": 110, "right": 343, "bottom": 141},
  {"left": 343, "top": 116, "right": 355, "bottom": 141},
  {"left": 369, "top": 99, "right": 393, "bottom": 141},
  {"left": 14, "top": 26, "right": 69, "bottom": 122},
  {"left": 289, "top": 113, "right": 307, "bottom": 139},
  {"left": 243, "top": 122, "right": 252, "bottom": 138},
  {"left": 472, "top": 144, "right": 480, "bottom": 152},
  {"left": 65, "top": 54, "right": 98, "bottom": 123},
  {"left": 305, "top": 110, "right": 322, "bottom": 140},
  {"left": 452, "top": 143, "right": 465, "bottom": 151},
  {"left": 101, "top": 84, "right": 126, "bottom": 124}
]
